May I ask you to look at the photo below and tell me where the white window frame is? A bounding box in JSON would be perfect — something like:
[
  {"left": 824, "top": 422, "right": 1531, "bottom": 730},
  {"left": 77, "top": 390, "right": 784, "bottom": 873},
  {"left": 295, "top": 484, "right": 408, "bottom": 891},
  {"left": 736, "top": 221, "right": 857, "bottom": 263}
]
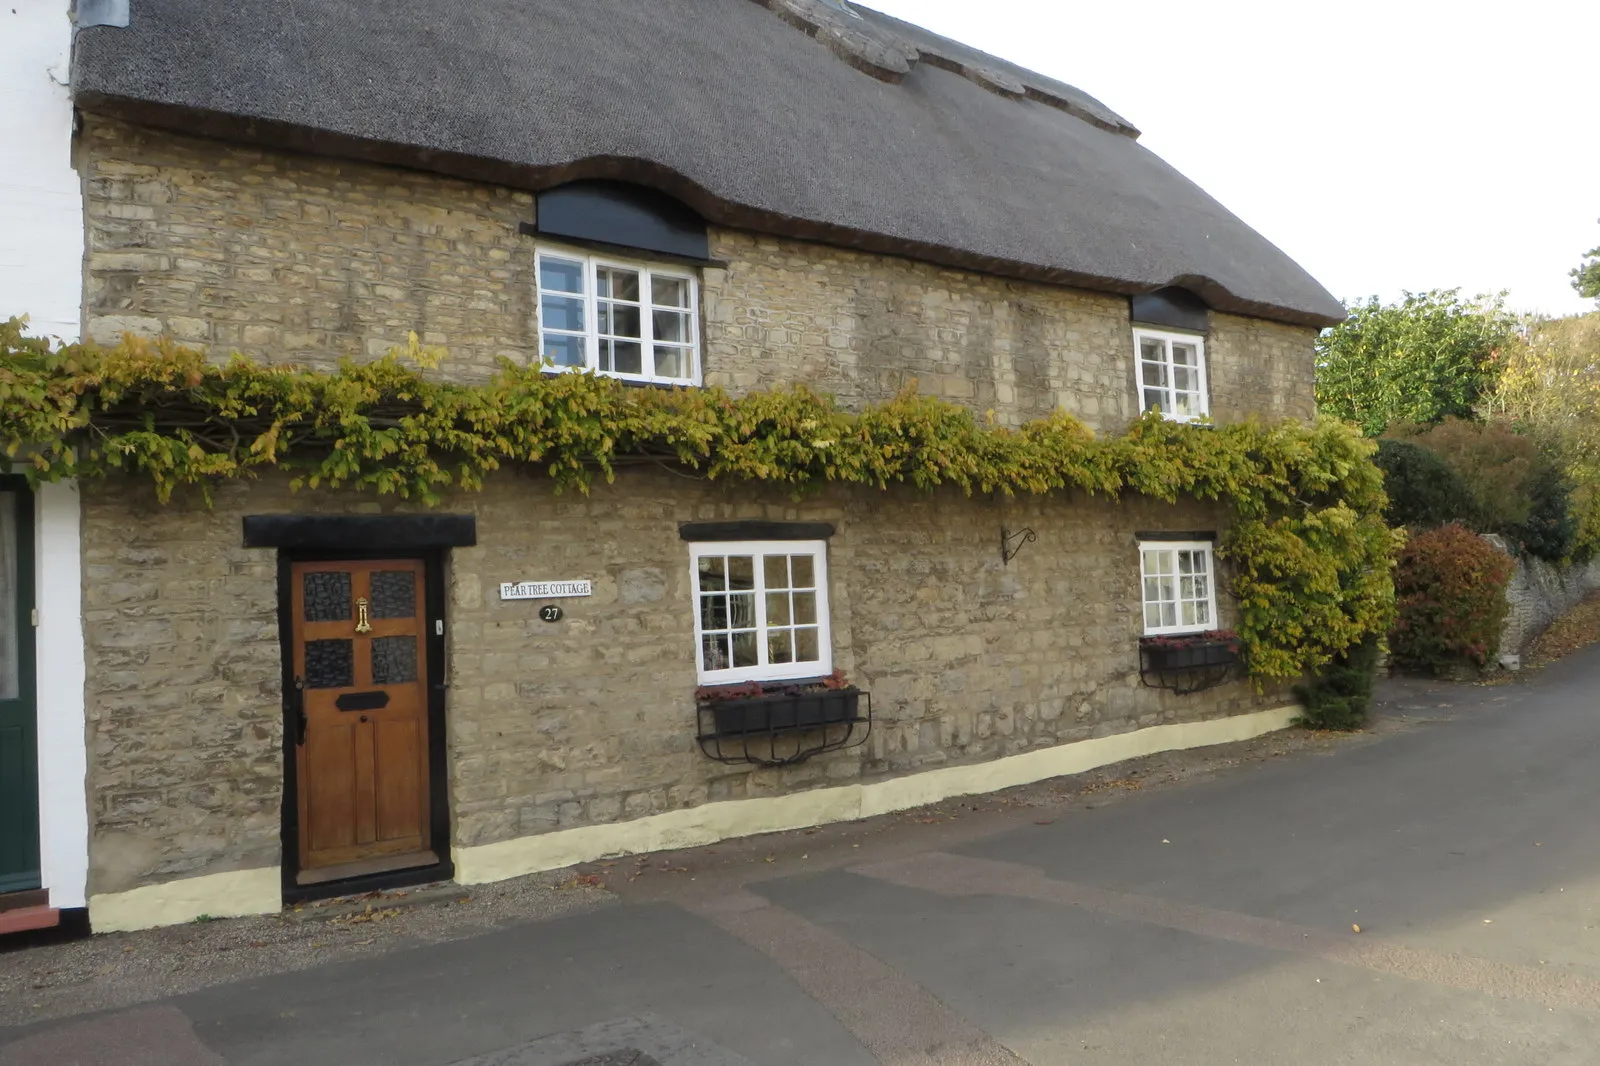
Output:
[
  {"left": 689, "top": 539, "right": 832, "bottom": 685},
  {"left": 535, "top": 244, "right": 701, "bottom": 386},
  {"left": 1134, "top": 327, "right": 1209, "bottom": 423},
  {"left": 1138, "top": 539, "right": 1220, "bottom": 636}
]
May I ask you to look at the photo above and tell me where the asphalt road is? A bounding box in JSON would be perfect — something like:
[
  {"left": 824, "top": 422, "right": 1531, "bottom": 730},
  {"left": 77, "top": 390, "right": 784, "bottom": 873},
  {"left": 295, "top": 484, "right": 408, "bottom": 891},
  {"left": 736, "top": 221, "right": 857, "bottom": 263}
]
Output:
[{"left": 5, "top": 649, "right": 1600, "bottom": 1065}]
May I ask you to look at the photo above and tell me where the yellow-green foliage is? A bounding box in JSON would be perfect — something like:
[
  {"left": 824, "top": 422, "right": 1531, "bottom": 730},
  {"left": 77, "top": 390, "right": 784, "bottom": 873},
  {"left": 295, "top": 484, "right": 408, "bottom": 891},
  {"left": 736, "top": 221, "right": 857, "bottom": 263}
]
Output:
[
  {"left": 0, "top": 319, "right": 1396, "bottom": 682},
  {"left": 1493, "top": 312, "right": 1600, "bottom": 560}
]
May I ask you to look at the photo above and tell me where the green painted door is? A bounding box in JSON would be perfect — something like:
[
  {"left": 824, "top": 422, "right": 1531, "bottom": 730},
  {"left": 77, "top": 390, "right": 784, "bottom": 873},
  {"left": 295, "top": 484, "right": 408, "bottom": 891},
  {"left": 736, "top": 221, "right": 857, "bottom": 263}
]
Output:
[{"left": 0, "top": 480, "right": 39, "bottom": 894}]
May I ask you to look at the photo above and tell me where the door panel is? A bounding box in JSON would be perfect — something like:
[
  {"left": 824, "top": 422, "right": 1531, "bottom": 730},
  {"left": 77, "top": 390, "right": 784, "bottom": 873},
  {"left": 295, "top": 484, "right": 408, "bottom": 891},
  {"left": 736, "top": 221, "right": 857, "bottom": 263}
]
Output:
[
  {"left": 291, "top": 559, "right": 431, "bottom": 878},
  {"left": 304, "top": 717, "right": 359, "bottom": 853},
  {"left": 374, "top": 717, "right": 423, "bottom": 841},
  {"left": 0, "top": 485, "right": 39, "bottom": 895}
]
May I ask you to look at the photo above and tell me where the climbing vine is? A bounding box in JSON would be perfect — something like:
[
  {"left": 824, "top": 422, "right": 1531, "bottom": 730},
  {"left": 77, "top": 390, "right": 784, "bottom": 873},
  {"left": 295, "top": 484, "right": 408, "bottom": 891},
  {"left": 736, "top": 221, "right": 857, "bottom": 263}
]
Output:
[{"left": 0, "top": 318, "right": 1397, "bottom": 682}]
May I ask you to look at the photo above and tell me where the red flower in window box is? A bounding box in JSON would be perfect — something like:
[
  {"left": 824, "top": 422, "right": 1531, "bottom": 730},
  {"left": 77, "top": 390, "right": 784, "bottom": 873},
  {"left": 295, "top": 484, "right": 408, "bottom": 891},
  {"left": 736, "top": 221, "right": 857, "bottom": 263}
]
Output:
[
  {"left": 694, "top": 668, "right": 851, "bottom": 702},
  {"left": 1139, "top": 628, "right": 1239, "bottom": 652}
]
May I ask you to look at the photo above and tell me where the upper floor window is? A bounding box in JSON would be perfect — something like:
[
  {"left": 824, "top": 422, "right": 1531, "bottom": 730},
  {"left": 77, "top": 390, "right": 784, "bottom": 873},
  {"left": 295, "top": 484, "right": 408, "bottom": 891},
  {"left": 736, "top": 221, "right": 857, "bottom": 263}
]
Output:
[
  {"left": 536, "top": 249, "right": 699, "bottom": 386},
  {"left": 690, "top": 540, "right": 831, "bottom": 684},
  {"left": 1139, "top": 539, "right": 1217, "bottom": 635},
  {"left": 1135, "top": 328, "right": 1208, "bottom": 423}
]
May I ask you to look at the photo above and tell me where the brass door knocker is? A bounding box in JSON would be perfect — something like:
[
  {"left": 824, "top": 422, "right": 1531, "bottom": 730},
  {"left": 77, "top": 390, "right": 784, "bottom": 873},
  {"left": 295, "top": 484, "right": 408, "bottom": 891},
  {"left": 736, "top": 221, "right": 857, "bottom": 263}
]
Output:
[{"left": 355, "top": 596, "right": 372, "bottom": 633}]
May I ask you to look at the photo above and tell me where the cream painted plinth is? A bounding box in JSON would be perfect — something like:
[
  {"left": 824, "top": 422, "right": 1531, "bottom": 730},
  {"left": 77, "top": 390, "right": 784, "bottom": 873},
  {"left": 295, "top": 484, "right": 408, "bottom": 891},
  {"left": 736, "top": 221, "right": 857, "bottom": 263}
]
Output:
[
  {"left": 89, "top": 867, "right": 282, "bottom": 933},
  {"left": 455, "top": 705, "right": 1299, "bottom": 885},
  {"left": 85, "top": 706, "right": 1297, "bottom": 929}
]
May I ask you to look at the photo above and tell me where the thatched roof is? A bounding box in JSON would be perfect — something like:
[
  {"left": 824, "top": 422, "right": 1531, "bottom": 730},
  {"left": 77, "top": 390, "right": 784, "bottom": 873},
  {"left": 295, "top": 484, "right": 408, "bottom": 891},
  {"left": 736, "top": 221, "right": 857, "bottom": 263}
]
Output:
[{"left": 72, "top": 0, "right": 1344, "bottom": 326}]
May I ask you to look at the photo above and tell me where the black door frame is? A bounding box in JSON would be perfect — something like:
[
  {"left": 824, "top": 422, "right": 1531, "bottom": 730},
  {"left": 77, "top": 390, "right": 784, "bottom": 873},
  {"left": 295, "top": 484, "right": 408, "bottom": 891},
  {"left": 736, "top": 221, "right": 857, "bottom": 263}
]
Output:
[{"left": 275, "top": 547, "right": 453, "bottom": 903}]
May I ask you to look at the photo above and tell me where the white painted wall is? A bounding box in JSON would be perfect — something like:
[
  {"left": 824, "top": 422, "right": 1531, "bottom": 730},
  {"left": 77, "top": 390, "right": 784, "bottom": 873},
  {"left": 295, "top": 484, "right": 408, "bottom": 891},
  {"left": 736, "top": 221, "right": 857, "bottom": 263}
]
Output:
[
  {"left": 4, "top": 2, "right": 89, "bottom": 910},
  {"left": 35, "top": 483, "right": 87, "bottom": 909},
  {"left": 1, "top": 2, "right": 82, "bottom": 340}
]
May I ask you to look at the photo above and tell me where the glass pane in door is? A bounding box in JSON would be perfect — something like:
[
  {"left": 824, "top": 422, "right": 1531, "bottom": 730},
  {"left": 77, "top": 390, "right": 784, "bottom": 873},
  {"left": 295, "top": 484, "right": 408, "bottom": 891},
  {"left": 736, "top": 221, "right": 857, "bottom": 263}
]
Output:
[
  {"left": 370, "top": 571, "right": 416, "bottom": 618},
  {"left": 371, "top": 636, "right": 418, "bottom": 684},
  {"left": 305, "top": 639, "right": 354, "bottom": 689},
  {"left": 303, "top": 571, "right": 352, "bottom": 622}
]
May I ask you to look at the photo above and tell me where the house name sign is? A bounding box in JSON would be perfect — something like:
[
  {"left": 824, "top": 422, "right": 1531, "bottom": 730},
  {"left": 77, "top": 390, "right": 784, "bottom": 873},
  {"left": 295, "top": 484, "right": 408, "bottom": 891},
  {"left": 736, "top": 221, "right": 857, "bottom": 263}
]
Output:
[{"left": 499, "top": 579, "right": 593, "bottom": 601}]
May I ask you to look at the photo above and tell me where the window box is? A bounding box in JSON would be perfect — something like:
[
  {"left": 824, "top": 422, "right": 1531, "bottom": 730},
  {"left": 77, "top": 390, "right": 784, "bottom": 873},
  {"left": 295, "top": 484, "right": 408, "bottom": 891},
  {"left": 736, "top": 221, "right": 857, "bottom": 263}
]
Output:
[
  {"left": 1138, "top": 630, "right": 1242, "bottom": 693},
  {"left": 705, "top": 687, "right": 862, "bottom": 736},
  {"left": 1140, "top": 634, "right": 1240, "bottom": 670},
  {"left": 695, "top": 672, "right": 871, "bottom": 767}
]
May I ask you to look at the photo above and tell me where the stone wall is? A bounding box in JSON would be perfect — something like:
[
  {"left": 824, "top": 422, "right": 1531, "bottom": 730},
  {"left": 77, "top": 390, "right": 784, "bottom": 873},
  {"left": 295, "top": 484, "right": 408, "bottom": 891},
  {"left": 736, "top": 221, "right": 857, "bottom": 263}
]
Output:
[
  {"left": 80, "top": 471, "right": 1285, "bottom": 894},
  {"left": 77, "top": 116, "right": 1317, "bottom": 433},
  {"left": 1205, "top": 311, "right": 1319, "bottom": 425},
  {"left": 81, "top": 486, "right": 284, "bottom": 894},
  {"left": 699, "top": 232, "right": 1133, "bottom": 428},
  {"left": 1489, "top": 537, "right": 1600, "bottom": 667},
  {"left": 701, "top": 235, "right": 1318, "bottom": 430},
  {"left": 73, "top": 116, "right": 1310, "bottom": 898},
  {"left": 78, "top": 116, "right": 537, "bottom": 380}
]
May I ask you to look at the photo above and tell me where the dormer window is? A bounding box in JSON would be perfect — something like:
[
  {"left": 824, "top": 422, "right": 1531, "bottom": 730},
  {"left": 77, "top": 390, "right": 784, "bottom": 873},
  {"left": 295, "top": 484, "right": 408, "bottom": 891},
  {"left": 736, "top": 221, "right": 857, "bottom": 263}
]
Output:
[
  {"left": 536, "top": 248, "right": 700, "bottom": 386},
  {"left": 1134, "top": 327, "right": 1208, "bottom": 423}
]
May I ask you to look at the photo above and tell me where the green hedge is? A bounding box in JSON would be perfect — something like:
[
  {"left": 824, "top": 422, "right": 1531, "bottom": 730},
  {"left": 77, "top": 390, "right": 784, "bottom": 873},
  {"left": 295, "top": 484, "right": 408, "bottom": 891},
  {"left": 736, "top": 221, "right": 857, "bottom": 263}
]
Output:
[{"left": 1293, "top": 639, "right": 1381, "bottom": 731}]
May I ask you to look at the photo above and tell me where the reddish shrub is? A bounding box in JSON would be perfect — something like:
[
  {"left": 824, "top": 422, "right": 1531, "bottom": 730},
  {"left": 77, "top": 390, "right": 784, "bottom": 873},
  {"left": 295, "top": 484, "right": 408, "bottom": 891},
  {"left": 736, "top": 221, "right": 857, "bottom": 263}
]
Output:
[{"left": 1390, "top": 523, "right": 1514, "bottom": 675}]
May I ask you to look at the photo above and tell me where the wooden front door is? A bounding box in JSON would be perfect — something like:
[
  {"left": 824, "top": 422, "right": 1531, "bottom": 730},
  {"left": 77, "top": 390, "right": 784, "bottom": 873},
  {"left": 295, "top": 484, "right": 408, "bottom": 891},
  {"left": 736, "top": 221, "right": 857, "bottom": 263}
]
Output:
[
  {"left": 0, "top": 483, "right": 40, "bottom": 894},
  {"left": 291, "top": 559, "right": 433, "bottom": 882}
]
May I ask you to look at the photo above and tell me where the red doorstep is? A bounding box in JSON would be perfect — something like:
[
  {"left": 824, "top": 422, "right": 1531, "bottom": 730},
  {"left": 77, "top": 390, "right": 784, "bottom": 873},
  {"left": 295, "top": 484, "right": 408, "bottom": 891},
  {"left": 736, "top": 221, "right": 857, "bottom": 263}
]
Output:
[{"left": 0, "top": 905, "right": 60, "bottom": 935}]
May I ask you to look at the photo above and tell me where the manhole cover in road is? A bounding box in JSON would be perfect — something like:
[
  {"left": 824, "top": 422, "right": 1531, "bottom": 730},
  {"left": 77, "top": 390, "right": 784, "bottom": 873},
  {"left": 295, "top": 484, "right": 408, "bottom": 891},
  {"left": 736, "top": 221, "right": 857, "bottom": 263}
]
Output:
[{"left": 560, "top": 1054, "right": 664, "bottom": 1066}]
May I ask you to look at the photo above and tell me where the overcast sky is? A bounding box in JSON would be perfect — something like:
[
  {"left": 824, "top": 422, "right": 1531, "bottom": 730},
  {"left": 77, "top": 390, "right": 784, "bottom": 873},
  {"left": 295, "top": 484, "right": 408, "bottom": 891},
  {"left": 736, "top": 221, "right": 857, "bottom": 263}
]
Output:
[{"left": 866, "top": 0, "right": 1599, "bottom": 317}]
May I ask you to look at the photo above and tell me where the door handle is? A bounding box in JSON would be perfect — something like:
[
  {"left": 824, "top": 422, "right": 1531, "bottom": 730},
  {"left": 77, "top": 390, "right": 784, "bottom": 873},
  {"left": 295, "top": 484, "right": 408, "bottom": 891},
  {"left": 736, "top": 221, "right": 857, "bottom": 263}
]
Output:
[{"left": 292, "top": 675, "right": 307, "bottom": 746}]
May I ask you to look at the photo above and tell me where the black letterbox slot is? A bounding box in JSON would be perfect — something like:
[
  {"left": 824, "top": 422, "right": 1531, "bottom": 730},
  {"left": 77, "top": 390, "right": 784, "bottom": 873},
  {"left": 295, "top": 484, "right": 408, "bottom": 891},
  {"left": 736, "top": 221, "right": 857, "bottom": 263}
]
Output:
[{"left": 335, "top": 691, "right": 390, "bottom": 712}]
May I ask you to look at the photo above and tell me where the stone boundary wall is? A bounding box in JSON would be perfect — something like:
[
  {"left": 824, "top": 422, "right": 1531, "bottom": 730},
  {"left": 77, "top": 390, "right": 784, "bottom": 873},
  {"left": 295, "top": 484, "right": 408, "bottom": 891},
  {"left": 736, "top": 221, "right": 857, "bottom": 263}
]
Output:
[{"left": 1486, "top": 535, "right": 1600, "bottom": 667}]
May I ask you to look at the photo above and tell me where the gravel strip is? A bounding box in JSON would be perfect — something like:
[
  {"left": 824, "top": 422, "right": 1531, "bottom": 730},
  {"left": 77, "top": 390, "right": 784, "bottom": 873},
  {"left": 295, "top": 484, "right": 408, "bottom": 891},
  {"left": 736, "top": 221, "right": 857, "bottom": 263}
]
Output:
[{"left": 0, "top": 871, "right": 614, "bottom": 1027}]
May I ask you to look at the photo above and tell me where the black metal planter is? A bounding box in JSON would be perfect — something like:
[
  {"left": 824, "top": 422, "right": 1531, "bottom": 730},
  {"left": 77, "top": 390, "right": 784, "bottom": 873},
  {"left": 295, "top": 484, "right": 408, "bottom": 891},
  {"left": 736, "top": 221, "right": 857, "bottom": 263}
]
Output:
[
  {"left": 1138, "top": 639, "right": 1242, "bottom": 694},
  {"left": 710, "top": 689, "right": 861, "bottom": 734},
  {"left": 697, "top": 687, "right": 871, "bottom": 767}
]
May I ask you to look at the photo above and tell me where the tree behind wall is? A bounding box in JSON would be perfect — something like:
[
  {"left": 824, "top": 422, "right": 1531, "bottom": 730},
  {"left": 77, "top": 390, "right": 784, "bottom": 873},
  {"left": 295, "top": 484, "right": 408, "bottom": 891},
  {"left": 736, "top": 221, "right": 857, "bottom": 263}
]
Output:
[
  {"left": 1390, "top": 419, "right": 1576, "bottom": 562},
  {"left": 1315, "top": 290, "right": 1518, "bottom": 437},
  {"left": 1572, "top": 225, "right": 1600, "bottom": 306},
  {"left": 1395, "top": 419, "right": 1538, "bottom": 530},
  {"left": 1371, "top": 439, "right": 1476, "bottom": 529},
  {"left": 1493, "top": 313, "right": 1600, "bottom": 558}
]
